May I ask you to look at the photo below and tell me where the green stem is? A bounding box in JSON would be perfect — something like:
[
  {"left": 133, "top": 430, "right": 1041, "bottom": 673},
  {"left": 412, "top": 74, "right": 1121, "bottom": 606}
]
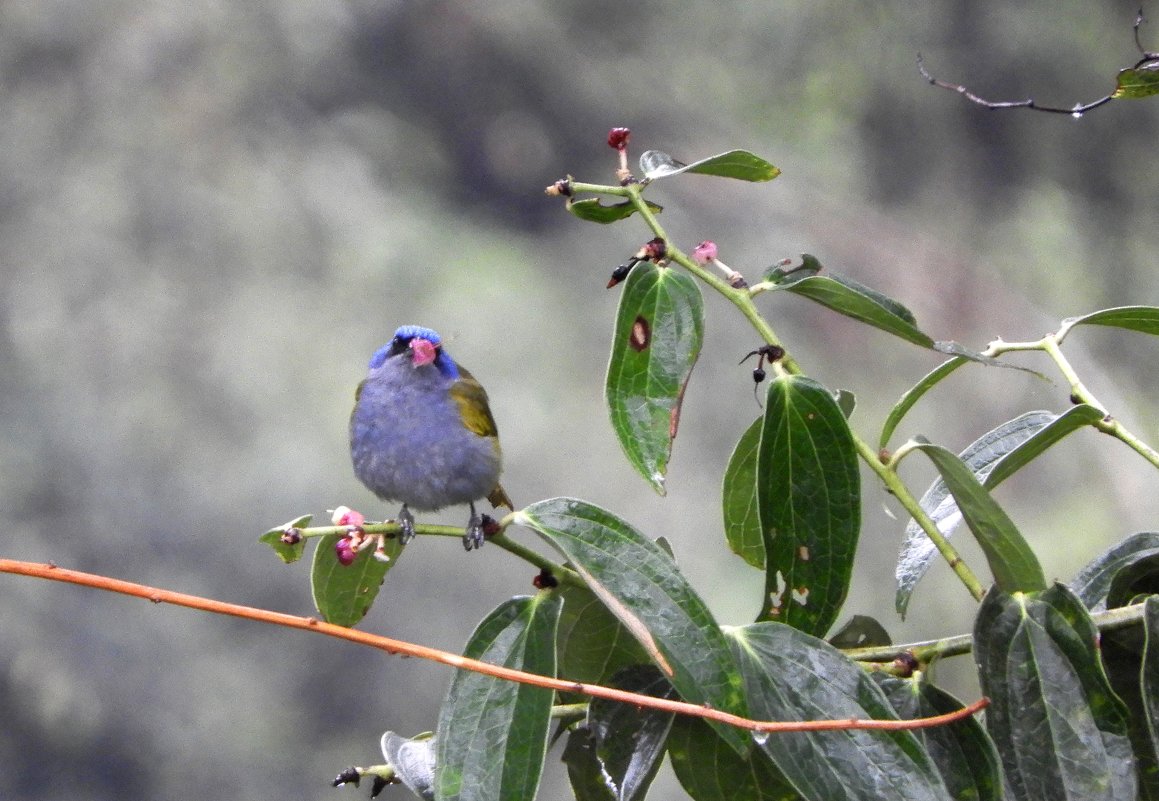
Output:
[
  {"left": 857, "top": 438, "right": 988, "bottom": 602},
  {"left": 991, "top": 335, "right": 1159, "bottom": 470},
  {"left": 575, "top": 175, "right": 987, "bottom": 601},
  {"left": 292, "top": 521, "right": 584, "bottom": 588},
  {"left": 845, "top": 599, "right": 1151, "bottom": 665}
]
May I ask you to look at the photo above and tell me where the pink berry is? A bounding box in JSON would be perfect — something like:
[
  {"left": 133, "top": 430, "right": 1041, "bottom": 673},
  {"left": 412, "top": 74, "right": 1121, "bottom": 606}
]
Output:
[
  {"left": 692, "top": 241, "right": 718, "bottom": 264},
  {"left": 335, "top": 539, "right": 357, "bottom": 566}
]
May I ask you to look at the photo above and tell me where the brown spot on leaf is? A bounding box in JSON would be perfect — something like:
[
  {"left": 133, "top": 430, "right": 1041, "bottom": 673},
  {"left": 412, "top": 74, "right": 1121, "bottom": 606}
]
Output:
[{"left": 630, "top": 316, "right": 650, "bottom": 351}]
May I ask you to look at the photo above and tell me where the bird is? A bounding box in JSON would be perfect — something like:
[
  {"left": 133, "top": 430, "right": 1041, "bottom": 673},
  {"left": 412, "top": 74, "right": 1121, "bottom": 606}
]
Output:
[{"left": 349, "top": 325, "right": 512, "bottom": 550}]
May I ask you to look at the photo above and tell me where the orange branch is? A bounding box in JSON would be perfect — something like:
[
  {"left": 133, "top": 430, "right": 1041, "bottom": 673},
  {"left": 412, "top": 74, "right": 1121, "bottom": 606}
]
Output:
[{"left": 0, "top": 559, "right": 987, "bottom": 733}]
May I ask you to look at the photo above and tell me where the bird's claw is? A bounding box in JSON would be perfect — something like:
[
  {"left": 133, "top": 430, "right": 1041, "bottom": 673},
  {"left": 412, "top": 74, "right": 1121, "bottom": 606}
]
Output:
[
  {"left": 463, "top": 505, "right": 485, "bottom": 551},
  {"left": 397, "top": 505, "right": 416, "bottom": 545}
]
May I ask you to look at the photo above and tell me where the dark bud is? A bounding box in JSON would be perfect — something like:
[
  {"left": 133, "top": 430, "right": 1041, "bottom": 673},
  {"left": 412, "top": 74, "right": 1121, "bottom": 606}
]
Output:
[
  {"left": 607, "top": 127, "right": 631, "bottom": 151},
  {"left": 481, "top": 514, "right": 501, "bottom": 538},
  {"left": 369, "top": 776, "right": 390, "bottom": 798},
  {"left": 532, "top": 567, "right": 559, "bottom": 589},
  {"left": 332, "top": 767, "right": 362, "bottom": 788},
  {"left": 891, "top": 651, "right": 920, "bottom": 678},
  {"left": 752, "top": 367, "right": 766, "bottom": 384},
  {"left": 727, "top": 274, "right": 749, "bottom": 290},
  {"left": 280, "top": 528, "right": 302, "bottom": 545},
  {"left": 1069, "top": 393, "right": 1082, "bottom": 405},
  {"left": 545, "top": 178, "right": 573, "bottom": 197},
  {"left": 607, "top": 262, "right": 634, "bottom": 288},
  {"left": 641, "top": 237, "right": 667, "bottom": 262}
]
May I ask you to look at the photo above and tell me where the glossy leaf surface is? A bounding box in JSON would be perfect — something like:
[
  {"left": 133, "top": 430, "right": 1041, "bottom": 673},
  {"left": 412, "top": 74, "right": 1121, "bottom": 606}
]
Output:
[
  {"left": 580, "top": 665, "right": 675, "bottom": 801},
  {"left": 1059, "top": 305, "right": 1159, "bottom": 340},
  {"left": 518, "top": 498, "right": 749, "bottom": 753},
  {"left": 722, "top": 416, "right": 765, "bottom": 569},
  {"left": 381, "top": 732, "right": 437, "bottom": 801},
  {"left": 729, "top": 623, "right": 950, "bottom": 801},
  {"left": 974, "top": 585, "right": 1135, "bottom": 801},
  {"left": 556, "top": 581, "right": 650, "bottom": 691},
  {"left": 873, "top": 676, "right": 1002, "bottom": 801},
  {"left": 765, "top": 256, "right": 933, "bottom": 348},
  {"left": 1070, "top": 531, "right": 1159, "bottom": 610},
  {"left": 896, "top": 409, "right": 1097, "bottom": 615},
  {"left": 757, "top": 375, "right": 860, "bottom": 636},
  {"left": 910, "top": 440, "right": 1046, "bottom": 594},
  {"left": 668, "top": 717, "right": 801, "bottom": 801},
  {"left": 606, "top": 261, "right": 704, "bottom": 494},
  {"left": 639, "top": 149, "right": 780, "bottom": 182},
  {"left": 436, "top": 593, "right": 560, "bottom": 801}
]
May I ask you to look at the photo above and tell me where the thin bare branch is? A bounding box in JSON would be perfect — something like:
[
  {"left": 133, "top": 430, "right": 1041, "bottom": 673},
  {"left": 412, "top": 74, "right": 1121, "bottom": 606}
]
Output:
[
  {"left": 916, "top": 54, "right": 1115, "bottom": 116},
  {"left": 917, "top": 9, "right": 1156, "bottom": 117}
]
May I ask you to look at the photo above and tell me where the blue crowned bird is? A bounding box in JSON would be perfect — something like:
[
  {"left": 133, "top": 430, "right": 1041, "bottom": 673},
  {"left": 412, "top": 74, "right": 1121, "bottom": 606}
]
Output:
[{"left": 350, "top": 325, "right": 512, "bottom": 550}]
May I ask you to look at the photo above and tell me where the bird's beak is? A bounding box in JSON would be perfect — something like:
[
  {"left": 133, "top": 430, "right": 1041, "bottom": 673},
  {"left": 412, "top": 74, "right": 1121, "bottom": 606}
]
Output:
[{"left": 410, "top": 338, "right": 437, "bottom": 367}]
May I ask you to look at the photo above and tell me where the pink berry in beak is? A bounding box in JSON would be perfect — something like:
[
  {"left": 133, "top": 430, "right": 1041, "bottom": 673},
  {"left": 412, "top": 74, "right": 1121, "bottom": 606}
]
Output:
[{"left": 410, "top": 338, "right": 437, "bottom": 366}]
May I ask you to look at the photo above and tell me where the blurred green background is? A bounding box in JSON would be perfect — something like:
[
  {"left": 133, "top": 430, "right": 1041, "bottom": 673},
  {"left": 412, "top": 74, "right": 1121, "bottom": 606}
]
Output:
[{"left": 2, "top": 1, "right": 1158, "bottom": 799}]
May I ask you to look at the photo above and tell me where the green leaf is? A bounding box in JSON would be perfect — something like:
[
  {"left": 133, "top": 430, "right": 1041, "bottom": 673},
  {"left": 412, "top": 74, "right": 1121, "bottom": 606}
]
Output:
[
  {"left": 764, "top": 257, "right": 1038, "bottom": 374},
  {"left": 310, "top": 531, "right": 401, "bottom": 627},
  {"left": 1112, "top": 61, "right": 1159, "bottom": 100},
  {"left": 909, "top": 440, "right": 1047, "bottom": 594},
  {"left": 381, "top": 732, "right": 437, "bottom": 801},
  {"left": 605, "top": 261, "right": 704, "bottom": 494},
  {"left": 729, "top": 623, "right": 950, "bottom": 801},
  {"left": 765, "top": 257, "right": 934, "bottom": 349},
  {"left": 1107, "top": 553, "right": 1159, "bottom": 609},
  {"left": 556, "top": 581, "right": 650, "bottom": 691},
  {"left": 879, "top": 357, "right": 968, "bottom": 450},
  {"left": 517, "top": 498, "right": 750, "bottom": 754},
  {"left": 435, "top": 593, "right": 561, "bottom": 801},
  {"left": 1059, "top": 305, "right": 1159, "bottom": 341},
  {"left": 1143, "top": 598, "right": 1159, "bottom": 790},
  {"left": 562, "top": 727, "right": 617, "bottom": 801},
  {"left": 722, "top": 417, "right": 765, "bottom": 569},
  {"left": 668, "top": 717, "right": 802, "bottom": 801},
  {"left": 259, "top": 514, "right": 312, "bottom": 563},
  {"left": 639, "top": 149, "right": 780, "bottom": 182},
  {"left": 896, "top": 409, "right": 1096, "bottom": 616},
  {"left": 582, "top": 665, "right": 675, "bottom": 801},
  {"left": 872, "top": 677, "right": 1003, "bottom": 801},
  {"left": 1100, "top": 598, "right": 1159, "bottom": 800},
  {"left": 566, "top": 197, "right": 663, "bottom": 224},
  {"left": 1070, "top": 531, "right": 1159, "bottom": 610},
  {"left": 757, "top": 376, "right": 860, "bottom": 636},
  {"left": 974, "top": 584, "right": 1135, "bottom": 801},
  {"left": 827, "top": 615, "right": 891, "bottom": 650}
]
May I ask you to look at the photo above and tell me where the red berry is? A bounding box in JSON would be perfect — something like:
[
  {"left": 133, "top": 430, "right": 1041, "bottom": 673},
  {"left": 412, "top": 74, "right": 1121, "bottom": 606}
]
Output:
[{"left": 607, "top": 127, "right": 631, "bottom": 150}]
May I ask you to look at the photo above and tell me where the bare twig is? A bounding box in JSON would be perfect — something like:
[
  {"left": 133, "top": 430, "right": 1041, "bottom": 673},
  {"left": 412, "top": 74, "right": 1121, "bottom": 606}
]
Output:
[
  {"left": 916, "top": 53, "right": 1114, "bottom": 116},
  {"left": 917, "top": 9, "right": 1157, "bottom": 117},
  {"left": 0, "top": 558, "right": 988, "bottom": 735}
]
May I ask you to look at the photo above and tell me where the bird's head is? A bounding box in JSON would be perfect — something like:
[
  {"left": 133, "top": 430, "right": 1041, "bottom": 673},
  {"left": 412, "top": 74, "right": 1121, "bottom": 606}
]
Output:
[{"left": 368, "top": 325, "right": 460, "bottom": 380}]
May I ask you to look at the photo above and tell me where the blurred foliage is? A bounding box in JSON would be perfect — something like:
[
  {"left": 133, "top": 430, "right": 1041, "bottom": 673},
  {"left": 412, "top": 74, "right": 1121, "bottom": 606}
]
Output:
[{"left": 1, "top": 1, "right": 1158, "bottom": 799}]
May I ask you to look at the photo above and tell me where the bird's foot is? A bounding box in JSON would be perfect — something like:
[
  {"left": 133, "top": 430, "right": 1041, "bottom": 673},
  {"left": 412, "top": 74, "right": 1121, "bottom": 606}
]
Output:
[
  {"left": 397, "top": 505, "right": 416, "bottom": 545},
  {"left": 463, "top": 504, "right": 485, "bottom": 551}
]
